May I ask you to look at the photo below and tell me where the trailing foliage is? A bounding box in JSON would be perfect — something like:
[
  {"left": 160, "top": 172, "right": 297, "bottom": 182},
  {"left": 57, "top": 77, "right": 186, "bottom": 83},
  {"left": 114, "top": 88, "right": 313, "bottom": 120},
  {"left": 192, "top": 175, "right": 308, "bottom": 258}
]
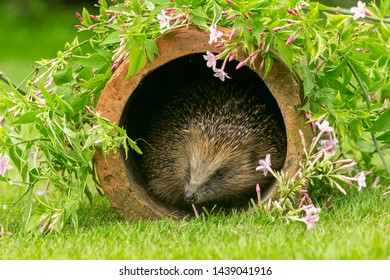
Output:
[{"left": 0, "top": 0, "right": 389, "bottom": 233}]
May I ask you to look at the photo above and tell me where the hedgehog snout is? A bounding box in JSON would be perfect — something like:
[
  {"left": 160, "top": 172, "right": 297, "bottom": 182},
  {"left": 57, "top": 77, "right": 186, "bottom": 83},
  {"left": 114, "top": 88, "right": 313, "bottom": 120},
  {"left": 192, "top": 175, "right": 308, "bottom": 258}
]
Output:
[{"left": 184, "top": 190, "right": 197, "bottom": 204}]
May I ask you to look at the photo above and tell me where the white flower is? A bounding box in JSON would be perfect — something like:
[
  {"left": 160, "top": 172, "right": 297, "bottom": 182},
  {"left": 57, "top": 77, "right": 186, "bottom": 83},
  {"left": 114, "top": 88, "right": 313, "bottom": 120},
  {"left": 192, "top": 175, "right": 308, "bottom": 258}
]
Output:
[
  {"left": 350, "top": 1, "right": 367, "bottom": 20},
  {"left": 294, "top": 214, "right": 320, "bottom": 230},
  {"left": 301, "top": 1, "right": 310, "bottom": 7},
  {"left": 213, "top": 68, "right": 231, "bottom": 82},
  {"left": 319, "top": 138, "right": 339, "bottom": 154},
  {"left": 303, "top": 205, "right": 321, "bottom": 216},
  {"left": 316, "top": 120, "right": 334, "bottom": 133},
  {"left": 0, "top": 154, "right": 13, "bottom": 177},
  {"left": 208, "top": 25, "right": 223, "bottom": 45},
  {"left": 256, "top": 154, "right": 273, "bottom": 177},
  {"left": 157, "top": 9, "right": 171, "bottom": 30},
  {"left": 203, "top": 51, "right": 217, "bottom": 70},
  {"left": 293, "top": 205, "right": 321, "bottom": 230},
  {"left": 355, "top": 171, "right": 367, "bottom": 191}
]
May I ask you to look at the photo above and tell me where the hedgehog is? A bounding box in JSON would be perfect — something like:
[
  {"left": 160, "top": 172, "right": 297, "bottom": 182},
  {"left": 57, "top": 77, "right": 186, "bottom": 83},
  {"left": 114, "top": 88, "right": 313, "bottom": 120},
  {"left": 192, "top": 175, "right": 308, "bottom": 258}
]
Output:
[{"left": 139, "top": 79, "right": 286, "bottom": 211}]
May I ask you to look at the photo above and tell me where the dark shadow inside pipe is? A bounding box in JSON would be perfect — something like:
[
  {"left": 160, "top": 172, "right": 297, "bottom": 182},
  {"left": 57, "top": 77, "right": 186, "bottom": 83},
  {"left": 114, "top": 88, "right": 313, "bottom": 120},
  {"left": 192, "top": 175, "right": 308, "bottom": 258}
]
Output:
[{"left": 120, "top": 53, "right": 286, "bottom": 213}]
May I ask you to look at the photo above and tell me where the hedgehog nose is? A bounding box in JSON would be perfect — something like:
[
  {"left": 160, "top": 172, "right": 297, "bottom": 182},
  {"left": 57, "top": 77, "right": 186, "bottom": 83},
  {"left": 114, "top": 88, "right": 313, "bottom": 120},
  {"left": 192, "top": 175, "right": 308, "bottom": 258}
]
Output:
[{"left": 184, "top": 190, "right": 197, "bottom": 204}]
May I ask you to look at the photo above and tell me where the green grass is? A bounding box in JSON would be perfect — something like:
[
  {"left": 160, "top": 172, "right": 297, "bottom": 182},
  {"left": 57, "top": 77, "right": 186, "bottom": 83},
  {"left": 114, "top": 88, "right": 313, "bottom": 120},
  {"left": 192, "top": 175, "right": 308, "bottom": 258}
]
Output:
[{"left": 1, "top": 187, "right": 389, "bottom": 259}]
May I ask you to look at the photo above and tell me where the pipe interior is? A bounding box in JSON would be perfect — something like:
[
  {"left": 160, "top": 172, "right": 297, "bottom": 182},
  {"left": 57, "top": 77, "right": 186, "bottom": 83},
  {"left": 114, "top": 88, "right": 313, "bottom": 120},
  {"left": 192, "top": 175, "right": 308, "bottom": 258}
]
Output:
[{"left": 119, "top": 53, "right": 286, "bottom": 212}]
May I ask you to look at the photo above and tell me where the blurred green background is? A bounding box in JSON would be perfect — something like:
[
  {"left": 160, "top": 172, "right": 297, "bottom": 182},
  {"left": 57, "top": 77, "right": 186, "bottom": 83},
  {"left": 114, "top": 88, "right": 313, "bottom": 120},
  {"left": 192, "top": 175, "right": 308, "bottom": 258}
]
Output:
[
  {"left": 0, "top": 0, "right": 366, "bottom": 85},
  {"left": 0, "top": 0, "right": 97, "bottom": 85}
]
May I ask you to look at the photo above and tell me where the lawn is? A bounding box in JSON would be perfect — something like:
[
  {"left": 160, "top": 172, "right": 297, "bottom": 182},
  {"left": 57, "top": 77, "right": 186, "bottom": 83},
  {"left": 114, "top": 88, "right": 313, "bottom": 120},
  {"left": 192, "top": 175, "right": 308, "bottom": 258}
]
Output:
[
  {"left": 1, "top": 187, "right": 389, "bottom": 259},
  {"left": 0, "top": 1, "right": 389, "bottom": 261}
]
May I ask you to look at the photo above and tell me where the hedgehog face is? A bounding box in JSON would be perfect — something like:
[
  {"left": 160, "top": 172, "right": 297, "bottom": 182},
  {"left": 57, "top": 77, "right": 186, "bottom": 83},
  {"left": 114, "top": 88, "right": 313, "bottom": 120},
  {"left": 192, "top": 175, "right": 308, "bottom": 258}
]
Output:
[{"left": 182, "top": 127, "right": 260, "bottom": 206}]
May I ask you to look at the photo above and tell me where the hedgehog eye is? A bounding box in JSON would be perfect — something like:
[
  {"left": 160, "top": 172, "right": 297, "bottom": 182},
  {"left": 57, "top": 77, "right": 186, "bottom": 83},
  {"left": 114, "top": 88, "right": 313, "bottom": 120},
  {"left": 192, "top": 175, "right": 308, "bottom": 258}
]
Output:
[{"left": 214, "top": 169, "right": 225, "bottom": 179}]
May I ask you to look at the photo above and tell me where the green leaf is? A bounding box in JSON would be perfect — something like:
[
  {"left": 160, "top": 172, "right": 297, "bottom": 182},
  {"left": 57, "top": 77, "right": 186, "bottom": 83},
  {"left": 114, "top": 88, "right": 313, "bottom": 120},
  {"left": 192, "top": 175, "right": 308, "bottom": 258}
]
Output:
[
  {"left": 82, "top": 8, "right": 93, "bottom": 25},
  {"left": 39, "top": 82, "right": 54, "bottom": 107},
  {"left": 131, "top": 0, "right": 142, "bottom": 14},
  {"left": 376, "top": 131, "right": 390, "bottom": 143},
  {"left": 324, "top": 55, "right": 349, "bottom": 79},
  {"left": 264, "top": 55, "right": 274, "bottom": 78},
  {"left": 77, "top": 67, "right": 93, "bottom": 81},
  {"left": 12, "top": 110, "right": 43, "bottom": 125},
  {"left": 367, "top": 108, "right": 390, "bottom": 132},
  {"left": 74, "top": 54, "right": 109, "bottom": 69},
  {"left": 129, "top": 138, "right": 142, "bottom": 154},
  {"left": 325, "top": 13, "right": 350, "bottom": 28},
  {"left": 54, "top": 95, "right": 75, "bottom": 117},
  {"left": 53, "top": 67, "right": 73, "bottom": 85},
  {"left": 144, "top": 39, "right": 159, "bottom": 64},
  {"left": 308, "top": 29, "right": 326, "bottom": 65},
  {"left": 298, "top": 64, "right": 314, "bottom": 96},
  {"left": 275, "top": 38, "right": 293, "bottom": 69},
  {"left": 80, "top": 74, "right": 108, "bottom": 91},
  {"left": 102, "top": 31, "right": 121, "bottom": 45},
  {"left": 126, "top": 43, "right": 147, "bottom": 78},
  {"left": 192, "top": 7, "right": 210, "bottom": 19}
]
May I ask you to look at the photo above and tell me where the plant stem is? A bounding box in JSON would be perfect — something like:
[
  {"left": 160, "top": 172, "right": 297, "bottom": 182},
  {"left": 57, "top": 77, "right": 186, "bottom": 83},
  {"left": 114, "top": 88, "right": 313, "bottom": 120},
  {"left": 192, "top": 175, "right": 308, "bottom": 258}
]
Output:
[
  {"left": 0, "top": 72, "right": 27, "bottom": 95},
  {"left": 347, "top": 61, "right": 390, "bottom": 176},
  {"left": 321, "top": 6, "right": 390, "bottom": 25},
  {"left": 16, "top": 37, "right": 94, "bottom": 89}
]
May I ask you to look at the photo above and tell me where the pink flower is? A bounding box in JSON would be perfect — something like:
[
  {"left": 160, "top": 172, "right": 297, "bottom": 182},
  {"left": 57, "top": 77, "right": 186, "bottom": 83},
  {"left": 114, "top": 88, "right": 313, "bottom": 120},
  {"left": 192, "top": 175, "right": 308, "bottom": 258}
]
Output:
[
  {"left": 0, "top": 228, "right": 13, "bottom": 238},
  {"left": 85, "top": 106, "right": 95, "bottom": 115},
  {"left": 111, "top": 52, "right": 125, "bottom": 71},
  {"left": 293, "top": 205, "right": 321, "bottom": 230},
  {"left": 214, "top": 42, "right": 224, "bottom": 48},
  {"left": 228, "top": 51, "right": 236, "bottom": 62},
  {"left": 235, "top": 56, "right": 250, "bottom": 70},
  {"left": 228, "top": 29, "right": 236, "bottom": 41},
  {"left": 208, "top": 25, "right": 223, "bottom": 45},
  {"left": 87, "top": 24, "right": 98, "bottom": 30},
  {"left": 0, "top": 115, "right": 4, "bottom": 127},
  {"left": 301, "top": 1, "right": 310, "bottom": 7},
  {"left": 299, "top": 129, "right": 305, "bottom": 145},
  {"left": 213, "top": 68, "right": 231, "bottom": 82},
  {"left": 157, "top": 9, "right": 171, "bottom": 30},
  {"left": 318, "top": 138, "right": 339, "bottom": 154},
  {"left": 107, "top": 15, "right": 117, "bottom": 24},
  {"left": 287, "top": 8, "right": 299, "bottom": 16},
  {"left": 316, "top": 119, "right": 334, "bottom": 133},
  {"left": 203, "top": 51, "right": 218, "bottom": 69},
  {"left": 286, "top": 34, "right": 297, "bottom": 45},
  {"left": 303, "top": 205, "right": 321, "bottom": 216},
  {"left": 0, "top": 154, "right": 13, "bottom": 177},
  {"left": 75, "top": 12, "right": 84, "bottom": 23},
  {"left": 335, "top": 159, "right": 357, "bottom": 169},
  {"left": 350, "top": 1, "right": 370, "bottom": 20},
  {"left": 40, "top": 223, "right": 47, "bottom": 234},
  {"left": 355, "top": 171, "right": 367, "bottom": 191},
  {"left": 165, "top": 8, "right": 177, "bottom": 14},
  {"left": 256, "top": 154, "right": 273, "bottom": 177},
  {"left": 256, "top": 183, "right": 262, "bottom": 203}
]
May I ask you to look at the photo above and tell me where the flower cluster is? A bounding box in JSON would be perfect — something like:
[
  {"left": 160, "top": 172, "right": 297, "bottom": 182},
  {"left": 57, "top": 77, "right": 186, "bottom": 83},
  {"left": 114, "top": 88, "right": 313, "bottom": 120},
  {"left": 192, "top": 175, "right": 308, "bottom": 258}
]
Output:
[
  {"left": 157, "top": 8, "right": 191, "bottom": 31},
  {"left": 200, "top": 0, "right": 317, "bottom": 80},
  {"left": 255, "top": 116, "right": 370, "bottom": 230}
]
